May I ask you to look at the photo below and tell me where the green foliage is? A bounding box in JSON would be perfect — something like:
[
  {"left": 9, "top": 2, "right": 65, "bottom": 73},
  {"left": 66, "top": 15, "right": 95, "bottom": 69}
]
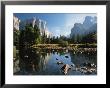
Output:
[
  {"left": 19, "top": 24, "right": 41, "bottom": 47},
  {"left": 17, "top": 23, "right": 97, "bottom": 49},
  {"left": 81, "top": 32, "right": 97, "bottom": 43},
  {"left": 70, "top": 32, "right": 97, "bottom": 44},
  {"left": 59, "top": 39, "right": 68, "bottom": 47},
  {"left": 34, "top": 25, "right": 42, "bottom": 44}
]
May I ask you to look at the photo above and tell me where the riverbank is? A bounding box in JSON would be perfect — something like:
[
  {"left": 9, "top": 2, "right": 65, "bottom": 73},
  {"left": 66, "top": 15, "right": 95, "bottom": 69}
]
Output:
[
  {"left": 31, "top": 44, "right": 96, "bottom": 50},
  {"left": 14, "top": 43, "right": 97, "bottom": 61},
  {"left": 31, "top": 44, "right": 97, "bottom": 55}
]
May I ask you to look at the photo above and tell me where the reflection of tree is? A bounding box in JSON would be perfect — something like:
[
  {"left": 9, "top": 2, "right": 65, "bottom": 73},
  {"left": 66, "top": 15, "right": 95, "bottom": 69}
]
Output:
[
  {"left": 17, "top": 47, "right": 51, "bottom": 75},
  {"left": 18, "top": 47, "right": 41, "bottom": 73}
]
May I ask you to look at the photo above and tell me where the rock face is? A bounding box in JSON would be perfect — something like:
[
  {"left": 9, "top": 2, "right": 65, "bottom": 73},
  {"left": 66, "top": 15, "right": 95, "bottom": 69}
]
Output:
[
  {"left": 13, "top": 16, "right": 20, "bottom": 30},
  {"left": 19, "top": 17, "right": 52, "bottom": 38},
  {"left": 70, "top": 16, "right": 97, "bottom": 39},
  {"left": 83, "top": 16, "right": 96, "bottom": 29},
  {"left": 70, "top": 23, "right": 85, "bottom": 36}
]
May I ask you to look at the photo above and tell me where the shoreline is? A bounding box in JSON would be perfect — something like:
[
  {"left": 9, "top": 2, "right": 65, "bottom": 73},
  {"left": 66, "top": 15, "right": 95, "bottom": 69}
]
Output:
[{"left": 31, "top": 44, "right": 97, "bottom": 51}]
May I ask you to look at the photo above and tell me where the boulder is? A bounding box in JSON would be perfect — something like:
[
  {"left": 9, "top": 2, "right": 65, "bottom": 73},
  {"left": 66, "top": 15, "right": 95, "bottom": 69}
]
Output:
[{"left": 61, "top": 64, "right": 71, "bottom": 75}]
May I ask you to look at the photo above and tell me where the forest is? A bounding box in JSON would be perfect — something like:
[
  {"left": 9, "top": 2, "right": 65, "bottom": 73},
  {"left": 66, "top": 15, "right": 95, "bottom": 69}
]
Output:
[{"left": 14, "top": 23, "right": 97, "bottom": 49}]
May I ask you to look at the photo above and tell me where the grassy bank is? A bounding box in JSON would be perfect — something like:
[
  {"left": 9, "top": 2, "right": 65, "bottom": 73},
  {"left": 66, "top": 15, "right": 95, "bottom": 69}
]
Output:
[
  {"left": 31, "top": 43, "right": 97, "bottom": 50},
  {"left": 31, "top": 44, "right": 97, "bottom": 55}
]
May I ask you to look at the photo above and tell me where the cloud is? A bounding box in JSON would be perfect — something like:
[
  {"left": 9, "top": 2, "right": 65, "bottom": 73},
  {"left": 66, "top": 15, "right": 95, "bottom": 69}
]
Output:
[
  {"left": 49, "top": 27, "right": 61, "bottom": 37},
  {"left": 49, "top": 26, "right": 71, "bottom": 37}
]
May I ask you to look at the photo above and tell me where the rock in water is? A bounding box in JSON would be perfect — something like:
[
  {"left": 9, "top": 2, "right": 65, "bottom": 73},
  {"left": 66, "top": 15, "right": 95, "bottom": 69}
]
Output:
[
  {"left": 87, "top": 63, "right": 92, "bottom": 67},
  {"left": 57, "top": 61, "right": 63, "bottom": 65},
  {"left": 71, "top": 64, "right": 75, "bottom": 67},
  {"left": 65, "top": 56, "right": 69, "bottom": 58},
  {"left": 61, "top": 64, "right": 71, "bottom": 75},
  {"left": 24, "top": 55, "right": 28, "bottom": 58},
  {"left": 82, "top": 62, "right": 92, "bottom": 67},
  {"left": 56, "top": 58, "right": 58, "bottom": 60}
]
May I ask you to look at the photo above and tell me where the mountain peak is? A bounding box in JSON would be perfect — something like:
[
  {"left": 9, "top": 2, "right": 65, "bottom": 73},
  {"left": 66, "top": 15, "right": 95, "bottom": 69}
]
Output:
[{"left": 70, "top": 16, "right": 97, "bottom": 38}]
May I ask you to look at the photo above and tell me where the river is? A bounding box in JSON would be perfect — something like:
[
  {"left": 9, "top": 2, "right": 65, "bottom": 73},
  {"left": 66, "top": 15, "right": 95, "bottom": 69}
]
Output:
[{"left": 14, "top": 48, "right": 97, "bottom": 75}]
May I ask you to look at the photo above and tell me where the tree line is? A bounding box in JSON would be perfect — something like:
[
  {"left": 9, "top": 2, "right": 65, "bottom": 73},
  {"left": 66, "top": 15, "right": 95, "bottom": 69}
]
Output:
[{"left": 14, "top": 23, "right": 97, "bottom": 48}]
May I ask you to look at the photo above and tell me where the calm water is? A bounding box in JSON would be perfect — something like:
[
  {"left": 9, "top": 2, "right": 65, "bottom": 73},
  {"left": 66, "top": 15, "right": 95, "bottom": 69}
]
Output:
[{"left": 14, "top": 48, "right": 97, "bottom": 75}]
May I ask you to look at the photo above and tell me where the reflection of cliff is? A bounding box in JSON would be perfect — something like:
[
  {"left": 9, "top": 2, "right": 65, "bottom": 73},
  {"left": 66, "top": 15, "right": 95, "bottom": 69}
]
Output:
[
  {"left": 14, "top": 47, "right": 51, "bottom": 75},
  {"left": 38, "top": 52, "right": 51, "bottom": 71},
  {"left": 70, "top": 52, "right": 97, "bottom": 66}
]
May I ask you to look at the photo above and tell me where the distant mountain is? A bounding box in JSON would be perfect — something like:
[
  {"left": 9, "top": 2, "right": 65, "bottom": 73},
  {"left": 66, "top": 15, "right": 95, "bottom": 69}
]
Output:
[
  {"left": 83, "top": 16, "right": 95, "bottom": 29},
  {"left": 70, "top": 16, "right": 97, "bottom": 39},
  {"left": 70, "top": 23, "right": 86, "bottom": 37},
  {"left": 87, "top": 23, "right": 97, "bottom": 33}
]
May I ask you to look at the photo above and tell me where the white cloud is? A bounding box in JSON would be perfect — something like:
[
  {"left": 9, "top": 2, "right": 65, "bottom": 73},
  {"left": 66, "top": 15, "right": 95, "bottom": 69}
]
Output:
[
  {"left": 50, "top": 27, "right": 61, "bottom": 37},
  {"left": 50, "top": 26, "right": 71, "bottom": 37}
]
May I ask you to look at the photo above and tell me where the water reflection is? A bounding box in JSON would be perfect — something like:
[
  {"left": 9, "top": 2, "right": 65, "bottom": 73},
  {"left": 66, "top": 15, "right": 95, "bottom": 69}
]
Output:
[{"left": 14, "top": 48, "right": 97, "bottom": 75}]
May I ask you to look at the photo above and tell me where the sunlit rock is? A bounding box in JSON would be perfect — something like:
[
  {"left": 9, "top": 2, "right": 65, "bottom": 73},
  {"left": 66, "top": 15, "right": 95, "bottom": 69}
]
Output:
[{"left": 61, "top": 64, "right": 71, "bottom": 75}]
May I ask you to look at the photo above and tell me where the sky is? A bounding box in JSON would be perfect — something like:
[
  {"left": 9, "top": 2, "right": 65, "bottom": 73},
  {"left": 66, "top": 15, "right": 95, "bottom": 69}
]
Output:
[{"left": 14, "top": 13, "right": 96, "bottom": 37}]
